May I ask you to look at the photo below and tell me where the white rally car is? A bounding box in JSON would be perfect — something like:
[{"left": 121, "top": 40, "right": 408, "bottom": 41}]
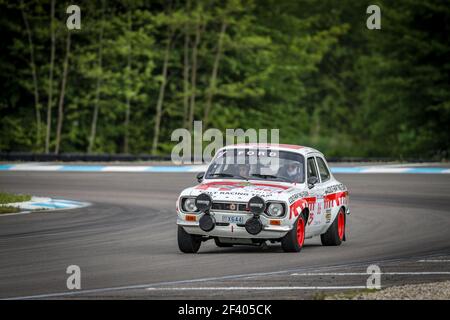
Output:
[{"left": 176, "top": 144, "right": 349, "bottom": 253}]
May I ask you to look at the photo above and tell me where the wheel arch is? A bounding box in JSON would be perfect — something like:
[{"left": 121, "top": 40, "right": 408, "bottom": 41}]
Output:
[{"left": 302, "top": 207, "right": 309, "bottom": 222}]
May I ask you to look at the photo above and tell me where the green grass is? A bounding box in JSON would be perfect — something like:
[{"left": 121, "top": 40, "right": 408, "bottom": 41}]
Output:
[
  {"left": 0, "top": 192, "right": 31, "bottom": 214},
  {"left": 0, "top": 192, "right": 31, "bottom": 205},
  {"left": 0, "top": 206, "right": 20, "bottom": 214}
]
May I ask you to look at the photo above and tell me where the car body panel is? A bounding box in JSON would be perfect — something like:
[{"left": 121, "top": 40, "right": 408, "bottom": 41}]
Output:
[{"left": 176, "top": 144, "right": 349, "bottom": 244}]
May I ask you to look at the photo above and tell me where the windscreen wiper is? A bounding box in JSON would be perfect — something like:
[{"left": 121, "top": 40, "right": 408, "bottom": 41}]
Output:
[
  {"left": 250, "top": 173, "right": 290, "bottom": 182},
  {"left": 209, "top": 173, "right": 248, "bottom": 180}
]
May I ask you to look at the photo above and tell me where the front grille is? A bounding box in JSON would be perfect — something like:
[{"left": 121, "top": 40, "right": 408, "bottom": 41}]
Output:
[{"left": 211, "top": 202, "right": 248, "bottom": 212}]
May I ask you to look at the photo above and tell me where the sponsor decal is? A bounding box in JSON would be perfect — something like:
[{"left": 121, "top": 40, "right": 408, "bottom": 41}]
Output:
[
  {"left": 304, "top": 197, "right": 316, "bottom": 205},
  {"left": 325, "top": 210, "right": 332, "bottom": 223},
  {"left": 304, "top": 197, "right": 317, "bottom": 223},
  {"left": 325, "top": 183, "right": 347, "bottom": 195},
  {"left": 289, "top": 199, "right": 307, "bottom": 219},
  {"left": 236, "top": 149, "right": 279, "bottom": 157},
  {"left": 289, "top": 196, "right": 317, "bottom": 221},
  {"left": 195, "top": 181, "right": 290, "bottom": 199},
  {"left": 324, "top": 191, "right": 348, "bottom": 209},
  {"left": 288, "top": 191, "right": 308, "bottom": 204},
  {"left": 308, "top": 211, "right": 314, "bottom": 225}
]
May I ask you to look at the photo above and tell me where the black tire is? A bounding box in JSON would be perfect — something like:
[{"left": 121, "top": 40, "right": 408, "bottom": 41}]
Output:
[
  {"left": 281, "top": 214, "right": 306, "bottom": 253},
  {"left": 214, "top": 238, "right": 233, "bottom": 247},
  {"left": 177, "top": 226, "right": 201, "bottom": 253},
  {"left": 321, "top": 208, "right": 345, "bottom": 246}
]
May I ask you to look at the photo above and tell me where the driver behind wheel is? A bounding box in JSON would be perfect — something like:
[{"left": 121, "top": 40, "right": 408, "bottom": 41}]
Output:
[
  {"left": 237, "top": 164, "right": 251, "bottom": 179},
  {"left": 278, "top": 162, "right": 303, "bottom": 182}
]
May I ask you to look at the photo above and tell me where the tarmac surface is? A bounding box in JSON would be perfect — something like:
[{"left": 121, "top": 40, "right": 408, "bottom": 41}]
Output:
[{"left": 0, "top": 171, "right": 449, "bottom": 299}]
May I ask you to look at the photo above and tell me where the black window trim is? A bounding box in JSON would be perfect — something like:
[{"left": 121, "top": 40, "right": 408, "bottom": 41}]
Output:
[
  {"left": 306, "top": 156, "right": 320, "bottom": 183},
  {"left": 315, "top": 156, "right": 331, "bottom": 183}
]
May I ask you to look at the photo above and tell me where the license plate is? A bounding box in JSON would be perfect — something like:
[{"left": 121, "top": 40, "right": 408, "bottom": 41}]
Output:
[{"left": 222, "top": 215, "right": 245, "bottom": 224}]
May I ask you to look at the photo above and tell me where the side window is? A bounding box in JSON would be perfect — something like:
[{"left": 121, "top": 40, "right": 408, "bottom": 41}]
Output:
[
  {"left": 316, "top": 157, "right": 331, "bottom": 182},
  {"left": 307, "top": 157, "right": 319, "bottom": 180}
]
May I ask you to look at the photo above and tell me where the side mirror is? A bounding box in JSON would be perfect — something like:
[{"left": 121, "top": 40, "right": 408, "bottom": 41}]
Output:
[
  {"left": 307, "top": 176, "right": 318, "bottom": 189},
  {"left": 196, "top": 172, "right": 205, "bottom": 183}
]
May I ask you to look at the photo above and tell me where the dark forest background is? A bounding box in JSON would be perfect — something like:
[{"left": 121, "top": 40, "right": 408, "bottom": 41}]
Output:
[{"left": 0, "top": 0, "right": 449, "bottom": 159}]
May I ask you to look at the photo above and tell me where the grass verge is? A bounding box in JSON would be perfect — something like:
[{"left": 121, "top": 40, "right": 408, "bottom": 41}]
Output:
[
  {"left": 0, "top": 192, "right": 31, "bottom": 214},
  {"left": 0, "top": 192, "right": 31, "bottom": 204}
]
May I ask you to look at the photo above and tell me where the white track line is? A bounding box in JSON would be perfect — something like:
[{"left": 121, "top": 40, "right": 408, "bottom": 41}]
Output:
[
  {"left": 1, "top": 271, "right": 299, "bottom": 300},
  {"left": 291, "top": 272, "right": 450, "bottom": 276},
  {"left": 146, "top": 286, "right": 369, "bottom": 291},
  {"left": 418, "top": 260, "right": 450, "bottom": 263},
  {"left": 4, "top": 255, "right": 448, "bottom": 300}
]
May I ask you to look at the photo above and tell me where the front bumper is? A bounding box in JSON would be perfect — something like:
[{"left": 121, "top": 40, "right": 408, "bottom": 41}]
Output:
[{"left": 177, "top": 214, "right": 291, "bottom": 239}]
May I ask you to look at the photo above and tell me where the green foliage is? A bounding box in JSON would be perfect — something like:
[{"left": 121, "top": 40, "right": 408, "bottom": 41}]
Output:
[{"left": 0, "top": 0, "right": 448, "bottom": 158}]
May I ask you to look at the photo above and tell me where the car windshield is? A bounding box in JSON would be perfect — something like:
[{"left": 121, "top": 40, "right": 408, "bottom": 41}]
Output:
[{"left": 205, "top": 149, "right": 305, "bottom": 183}]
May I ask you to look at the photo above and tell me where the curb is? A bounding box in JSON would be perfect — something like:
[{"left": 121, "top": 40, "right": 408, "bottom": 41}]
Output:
[{"left": 0, "top": 197, "right": 90, "bottom": 216}]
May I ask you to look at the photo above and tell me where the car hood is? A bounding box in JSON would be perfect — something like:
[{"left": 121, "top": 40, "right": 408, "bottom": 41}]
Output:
[{"left": 181, "top": 179, "right": 307, "bottom": 203}]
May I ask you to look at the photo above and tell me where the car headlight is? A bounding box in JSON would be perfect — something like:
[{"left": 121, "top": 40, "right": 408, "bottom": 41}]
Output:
[
  {"left": 182, "top": 198, "right": 198, "bottom": 212},
  {"left": 266, "top": 203, "right": 284, "bottom": 217}
]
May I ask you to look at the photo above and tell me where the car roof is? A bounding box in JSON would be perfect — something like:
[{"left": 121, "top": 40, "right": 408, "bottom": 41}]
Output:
[{"left": 219, "top": 143, "right": 322, "bottom": 156}]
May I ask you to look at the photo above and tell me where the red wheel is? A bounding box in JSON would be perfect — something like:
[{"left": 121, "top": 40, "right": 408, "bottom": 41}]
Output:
[
  {"left": 321, "top": 207, "right": 345, "bottom": 246},
  {"left": 337, "top": 210, "right": 345, "bottom": 240},
  {"left": 296, "top": 217, "right": 305, "bottom": 247},
  {"left": 281, "top": 214, "right": 306, "bottom": 252}
]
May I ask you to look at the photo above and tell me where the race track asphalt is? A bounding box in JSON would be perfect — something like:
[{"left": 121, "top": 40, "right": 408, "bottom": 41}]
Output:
[{"left": 0, "top": 172, "right": 449, "bottom": 299}]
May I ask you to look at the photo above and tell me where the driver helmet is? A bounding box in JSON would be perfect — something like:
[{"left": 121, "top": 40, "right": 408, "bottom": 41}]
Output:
[
  {"left": 238, "top": 164, "right": 250, "bottom": 177},
  {"left": 286, "top": 162, "right": 299, "bottom": 177}
]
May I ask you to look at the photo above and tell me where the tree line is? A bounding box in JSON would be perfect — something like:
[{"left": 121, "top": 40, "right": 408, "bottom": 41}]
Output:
[{"left": 0, "top": 0, "right": 448, "bottom": 158}]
